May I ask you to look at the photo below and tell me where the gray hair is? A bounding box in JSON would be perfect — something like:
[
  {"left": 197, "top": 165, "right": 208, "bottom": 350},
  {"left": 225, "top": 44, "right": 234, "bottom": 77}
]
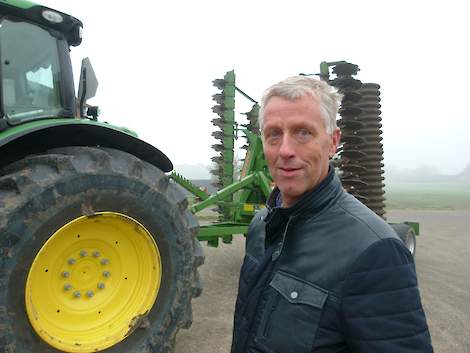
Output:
[{"left": 259, "top": 76, "right": 342, "bottom": 135}]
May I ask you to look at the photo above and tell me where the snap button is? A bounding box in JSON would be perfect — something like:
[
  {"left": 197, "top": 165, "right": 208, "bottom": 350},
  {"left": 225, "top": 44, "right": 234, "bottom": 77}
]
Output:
[{"left": 290, "top": 291, "right": 298, "bottom": 299}]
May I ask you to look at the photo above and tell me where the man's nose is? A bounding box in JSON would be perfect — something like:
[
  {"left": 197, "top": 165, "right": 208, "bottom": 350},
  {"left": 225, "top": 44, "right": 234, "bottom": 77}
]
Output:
[{"left": 279, "top": 134, "right": 295, "bottom": 159}]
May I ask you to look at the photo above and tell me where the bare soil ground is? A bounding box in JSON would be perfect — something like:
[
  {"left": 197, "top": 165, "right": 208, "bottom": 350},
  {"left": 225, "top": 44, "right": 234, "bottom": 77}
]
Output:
[{"left": 175, "top": 210, "right": 470, "bottom": 353}]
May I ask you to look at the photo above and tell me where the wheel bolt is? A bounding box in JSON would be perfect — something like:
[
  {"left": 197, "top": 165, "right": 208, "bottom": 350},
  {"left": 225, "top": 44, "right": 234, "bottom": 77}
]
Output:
[
  {"left": 73, "top": 291, "right": 81, "bottom": 298},
  {"left": 93, "top": 251, "right": 100, "bottom": 258},
  {"left": 64, "top": 284, "right": 72, "bottom": 291},
  {"left": 62, "top": 271, "right": 70, "bottom": 278},
  {"left": 101, "top": 259, "right": 109, "bottom": 265},
  {"left": 68, "top": 258, "right": 76, "bottom": 265},
  {"left": 103, "top": 271, "right": 111, "bottom": 278},
  {"left": 97, "top": 282, "right": 105, "bottom": 289},
  {"left": 80, "top": 250, "right": 88, "bottom": 257},
  {"left": 86, "top": 290, "right": 94, "bottom": 298}
]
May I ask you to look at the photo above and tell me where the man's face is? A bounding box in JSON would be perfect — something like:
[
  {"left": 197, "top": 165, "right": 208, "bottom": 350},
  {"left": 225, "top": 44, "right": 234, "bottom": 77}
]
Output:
[{"left": 262, "top": 94, "right": 340, "bottom": 207}]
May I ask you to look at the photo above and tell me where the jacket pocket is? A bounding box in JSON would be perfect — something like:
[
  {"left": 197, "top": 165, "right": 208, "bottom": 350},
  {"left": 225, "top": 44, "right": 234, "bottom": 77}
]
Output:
[{"left": 255, "top": 271, "right": 328, "bottom": 353}]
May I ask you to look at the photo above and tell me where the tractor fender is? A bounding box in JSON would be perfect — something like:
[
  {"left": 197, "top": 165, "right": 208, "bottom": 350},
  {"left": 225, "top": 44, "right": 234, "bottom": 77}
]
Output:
[{"left": 0, "top": 119, "right": 173, "bottom": 172}]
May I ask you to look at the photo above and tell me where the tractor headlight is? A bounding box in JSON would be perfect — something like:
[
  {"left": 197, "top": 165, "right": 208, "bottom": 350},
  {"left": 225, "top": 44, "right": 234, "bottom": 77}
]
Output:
[{"left": 42, "top": 10, "right": 64, "bottom": 24}]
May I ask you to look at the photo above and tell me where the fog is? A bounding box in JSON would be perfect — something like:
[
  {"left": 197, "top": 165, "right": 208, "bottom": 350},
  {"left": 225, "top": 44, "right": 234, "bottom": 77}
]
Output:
[{"left": 41, "top": 0, "right": 470, "bottom": 174}]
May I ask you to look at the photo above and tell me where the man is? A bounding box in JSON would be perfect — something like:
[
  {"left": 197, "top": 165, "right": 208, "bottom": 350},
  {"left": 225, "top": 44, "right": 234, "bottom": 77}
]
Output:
[{"left": 231, "top": 76, "right": 433, "bottom": 353}]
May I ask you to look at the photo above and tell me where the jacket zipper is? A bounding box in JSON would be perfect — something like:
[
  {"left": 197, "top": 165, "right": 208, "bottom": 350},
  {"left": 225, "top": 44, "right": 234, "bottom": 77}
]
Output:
[
  {"left": 272, "top": 215, "right": 295, "bottom": 261},
  {"left": 264, "top": 215, "right": 294, "bottom": 337}
]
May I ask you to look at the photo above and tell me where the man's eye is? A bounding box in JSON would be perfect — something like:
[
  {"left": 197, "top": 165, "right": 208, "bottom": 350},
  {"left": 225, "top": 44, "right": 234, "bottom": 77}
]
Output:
[
  {"left": 296, "top": 128, "right": 311, "bottom": 141},
  {"left": 265, "top": 130, "right": 281, "bottom": 141}
]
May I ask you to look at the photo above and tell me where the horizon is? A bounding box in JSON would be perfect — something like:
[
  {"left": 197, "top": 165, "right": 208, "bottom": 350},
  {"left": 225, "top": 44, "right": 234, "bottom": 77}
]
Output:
[{"left": 174, "top": 161, "right": 470, "bottom": 181}]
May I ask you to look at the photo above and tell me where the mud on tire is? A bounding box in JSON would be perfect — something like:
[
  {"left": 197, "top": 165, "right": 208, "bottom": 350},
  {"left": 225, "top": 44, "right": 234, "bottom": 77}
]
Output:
[{"left": 0, "top": 147, "right": 204, "bottom": 353}]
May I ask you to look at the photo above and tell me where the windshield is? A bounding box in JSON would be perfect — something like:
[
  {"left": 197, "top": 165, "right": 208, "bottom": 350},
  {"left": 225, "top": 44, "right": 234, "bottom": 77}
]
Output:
[{"left": 0, "top": 18, "right": 64, "bottom": 123}]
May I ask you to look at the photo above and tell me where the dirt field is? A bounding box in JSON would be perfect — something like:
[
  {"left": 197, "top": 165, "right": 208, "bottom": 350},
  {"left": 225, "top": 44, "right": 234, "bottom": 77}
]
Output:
[{"left": 175, "top": 210, "right": 470, "bottom": 353}]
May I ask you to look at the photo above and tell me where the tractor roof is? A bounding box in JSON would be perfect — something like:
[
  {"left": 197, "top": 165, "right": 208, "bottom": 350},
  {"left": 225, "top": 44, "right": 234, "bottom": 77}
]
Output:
[{"left": 0, "top": 0, "right": 83, "bottom": 46}]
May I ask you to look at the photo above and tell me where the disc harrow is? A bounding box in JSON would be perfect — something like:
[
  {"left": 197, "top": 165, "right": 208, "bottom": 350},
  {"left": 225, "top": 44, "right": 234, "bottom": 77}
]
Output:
[
  {"left": 241, "top": 103, "right": 260, "bottom": 151},
  {"left": 328, "top": 62, "right": 387, "bottom": 218},
  {"left": 210, "top": 71, "right": 236, "bottom": 219}
]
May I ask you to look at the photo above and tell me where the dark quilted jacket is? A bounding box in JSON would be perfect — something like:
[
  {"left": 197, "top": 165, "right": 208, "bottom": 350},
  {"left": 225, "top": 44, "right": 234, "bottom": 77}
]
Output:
[{"left": 231, "top": 168, "right": 433, "bottom": 353}]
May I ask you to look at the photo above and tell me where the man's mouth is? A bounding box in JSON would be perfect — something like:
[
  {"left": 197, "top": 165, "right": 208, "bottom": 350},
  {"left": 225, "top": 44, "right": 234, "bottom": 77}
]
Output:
[{"left": 278, "top": 167, "right": 302, "bottom": 176}]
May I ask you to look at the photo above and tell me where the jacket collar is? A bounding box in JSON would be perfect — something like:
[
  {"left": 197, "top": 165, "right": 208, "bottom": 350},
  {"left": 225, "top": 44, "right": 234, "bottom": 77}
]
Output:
[{"left": 264, "top": 166, "right": 342, "bottom": 239}]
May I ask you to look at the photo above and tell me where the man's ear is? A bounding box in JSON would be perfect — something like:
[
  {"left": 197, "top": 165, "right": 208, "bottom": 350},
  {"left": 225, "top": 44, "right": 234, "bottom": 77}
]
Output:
[{"left": 329, "top": 128, "right": 341, "bottom": 156}]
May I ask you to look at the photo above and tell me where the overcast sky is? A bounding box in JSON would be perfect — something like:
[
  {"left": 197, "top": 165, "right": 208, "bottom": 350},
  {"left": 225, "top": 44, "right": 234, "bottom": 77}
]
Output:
[{"left": 41, "top": 0, "right": 470, "bottom": 174}]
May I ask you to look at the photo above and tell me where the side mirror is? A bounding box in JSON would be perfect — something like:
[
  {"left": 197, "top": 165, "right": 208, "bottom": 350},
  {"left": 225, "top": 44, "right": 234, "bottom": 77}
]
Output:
[{"left": 77, "top": 57, "right": 98, "bottom": 118}]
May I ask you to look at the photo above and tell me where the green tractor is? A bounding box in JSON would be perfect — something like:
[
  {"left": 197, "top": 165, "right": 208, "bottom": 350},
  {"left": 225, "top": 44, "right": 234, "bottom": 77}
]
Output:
[{"left": 0, "top": 1, "right": 203, "bottom": 352}]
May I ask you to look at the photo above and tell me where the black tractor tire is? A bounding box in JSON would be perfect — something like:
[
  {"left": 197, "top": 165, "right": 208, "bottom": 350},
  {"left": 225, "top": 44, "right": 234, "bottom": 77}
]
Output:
[
  {"left": 390, "top": 223, "right": 416, "bottom": 257},
  {"left": 0, "top": 146, "right": 204, "bottom": 353}
]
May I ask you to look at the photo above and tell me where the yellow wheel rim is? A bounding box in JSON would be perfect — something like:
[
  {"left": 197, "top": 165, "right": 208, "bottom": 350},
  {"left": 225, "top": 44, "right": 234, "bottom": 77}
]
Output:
[{"left": 25, "top": 212, "right": 162, "bottom": 352}]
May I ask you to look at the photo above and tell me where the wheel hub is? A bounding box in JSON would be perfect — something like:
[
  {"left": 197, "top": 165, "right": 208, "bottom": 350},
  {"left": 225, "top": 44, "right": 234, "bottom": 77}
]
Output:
[{"left": 25, "top": 212, "right": 162, "bottom": 352}]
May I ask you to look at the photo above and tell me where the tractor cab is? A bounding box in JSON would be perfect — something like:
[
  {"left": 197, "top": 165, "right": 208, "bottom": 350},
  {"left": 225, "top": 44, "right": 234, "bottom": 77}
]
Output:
[
  {"left": 0, "top": 2, "right": 167, "bottom": 174},
  {"left": 0, "top": 1, "right": 84, "bottom": 129}
]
